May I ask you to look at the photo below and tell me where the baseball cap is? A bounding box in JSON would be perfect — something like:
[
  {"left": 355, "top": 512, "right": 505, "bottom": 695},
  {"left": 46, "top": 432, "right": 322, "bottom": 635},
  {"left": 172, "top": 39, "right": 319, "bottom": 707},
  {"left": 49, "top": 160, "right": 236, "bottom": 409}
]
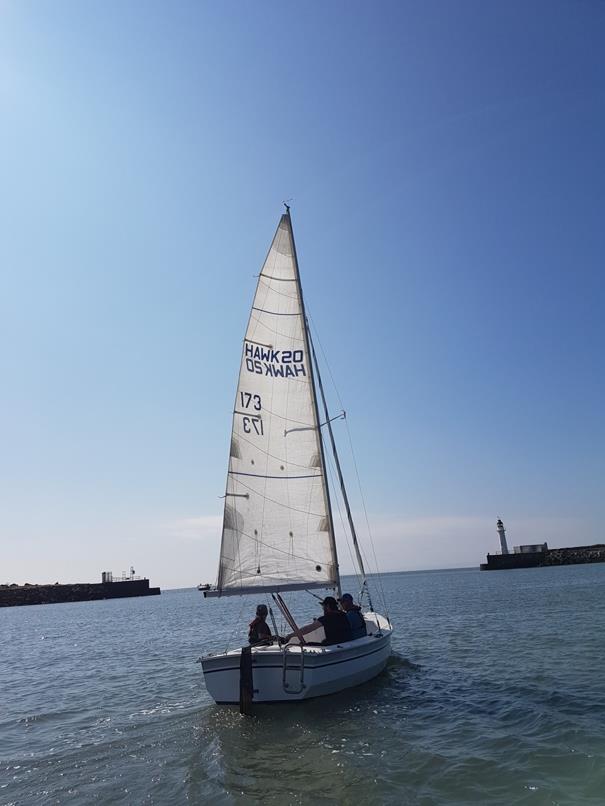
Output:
[
  {"left": 338, "top": 593, "right": 353, "bottom": 602},
  {"left": 319, "top": 596, "right": 338, "bottom": 609}
]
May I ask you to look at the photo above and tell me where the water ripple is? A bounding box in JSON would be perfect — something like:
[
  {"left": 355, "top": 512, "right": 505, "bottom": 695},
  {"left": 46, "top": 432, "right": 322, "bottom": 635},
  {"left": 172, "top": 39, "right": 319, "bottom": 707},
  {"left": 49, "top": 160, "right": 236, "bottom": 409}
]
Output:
[{"left": 2, "top": 567, "right": 605, "bottom": 804}]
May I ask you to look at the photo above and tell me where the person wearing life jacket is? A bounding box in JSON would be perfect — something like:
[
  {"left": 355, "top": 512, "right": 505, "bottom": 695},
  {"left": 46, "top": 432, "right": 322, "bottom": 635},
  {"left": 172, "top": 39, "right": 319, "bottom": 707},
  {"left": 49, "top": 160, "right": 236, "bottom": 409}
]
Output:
[
  {"left": 248, "top": 604, "right": 272, "bottom": 645},
  {"left": 338, "top": 593, "right": 367, "bottom": 639},
  {"left": 284, "top": 596, "right": 353, "bottom": 645}
]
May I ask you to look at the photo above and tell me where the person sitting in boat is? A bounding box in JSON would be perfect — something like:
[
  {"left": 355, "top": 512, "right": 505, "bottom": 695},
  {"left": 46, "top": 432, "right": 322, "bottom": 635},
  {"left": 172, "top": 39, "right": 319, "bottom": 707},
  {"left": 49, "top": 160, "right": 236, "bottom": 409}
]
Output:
[
  {"left": 338, "top": 593, "right": 367, "bottom": 639},
  {"left": 248, "top": 604, "right": 273, "bottom": 645},
  {"left": 285, "top": 596, "right": 352, "bottom": 646}
]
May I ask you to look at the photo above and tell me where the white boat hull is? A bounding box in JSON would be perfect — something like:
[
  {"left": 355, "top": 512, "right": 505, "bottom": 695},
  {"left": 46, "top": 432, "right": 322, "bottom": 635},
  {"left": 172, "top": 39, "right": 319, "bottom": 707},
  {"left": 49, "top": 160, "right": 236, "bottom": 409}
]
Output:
[{"left": 201, "top": 613, "right": 392, "bottom": 703}]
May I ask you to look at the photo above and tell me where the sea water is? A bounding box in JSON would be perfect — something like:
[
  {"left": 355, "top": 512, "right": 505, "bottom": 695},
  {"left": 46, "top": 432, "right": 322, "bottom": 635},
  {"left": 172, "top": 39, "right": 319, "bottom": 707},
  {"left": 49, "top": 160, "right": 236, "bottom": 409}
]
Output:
[{"left": 1, "top": 565, "right": 604, "bottom": 805}]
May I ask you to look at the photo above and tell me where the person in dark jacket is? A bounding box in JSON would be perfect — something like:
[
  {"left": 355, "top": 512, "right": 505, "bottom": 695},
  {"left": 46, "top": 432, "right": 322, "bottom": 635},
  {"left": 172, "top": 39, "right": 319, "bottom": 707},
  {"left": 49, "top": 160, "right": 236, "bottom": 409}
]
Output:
[
  {"left": 284, "top": 596, "right": 353, "bottom": 645},
  {"left": 338, "top": 593, "right": 367, "bottom": 639},
  {"left": 248, "top": 604, "right": 272, "bottom": 645}
]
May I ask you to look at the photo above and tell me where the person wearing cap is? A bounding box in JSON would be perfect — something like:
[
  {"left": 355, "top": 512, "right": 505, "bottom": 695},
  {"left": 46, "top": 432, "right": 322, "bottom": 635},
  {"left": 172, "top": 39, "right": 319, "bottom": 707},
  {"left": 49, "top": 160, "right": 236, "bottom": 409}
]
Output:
[
  {"left": 339, "top": 593, "right": 367, "bottom": 640},
  {"left": 248, "top": 604, "right": 273, "bottom": 645},
  {"left": 284, "top": 596, "right": 352, "bottom": 646}
]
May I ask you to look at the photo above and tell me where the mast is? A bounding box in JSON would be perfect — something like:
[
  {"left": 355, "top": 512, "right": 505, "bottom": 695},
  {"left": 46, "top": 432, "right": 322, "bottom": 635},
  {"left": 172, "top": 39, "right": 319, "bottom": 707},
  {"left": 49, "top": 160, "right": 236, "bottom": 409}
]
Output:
[
  {"left": 308, "top": 329, "right": 371, "bottom": 605},
  {"left": 286, "top": 205, "right": 341, "bottom": 598}
]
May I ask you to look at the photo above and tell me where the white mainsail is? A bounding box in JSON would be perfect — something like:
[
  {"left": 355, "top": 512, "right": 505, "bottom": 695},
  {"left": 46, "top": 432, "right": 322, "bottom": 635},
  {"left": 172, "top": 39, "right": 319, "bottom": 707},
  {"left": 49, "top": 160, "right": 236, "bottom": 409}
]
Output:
[{"left": 210, "top": 212, "right": 339, "bottom": 597}]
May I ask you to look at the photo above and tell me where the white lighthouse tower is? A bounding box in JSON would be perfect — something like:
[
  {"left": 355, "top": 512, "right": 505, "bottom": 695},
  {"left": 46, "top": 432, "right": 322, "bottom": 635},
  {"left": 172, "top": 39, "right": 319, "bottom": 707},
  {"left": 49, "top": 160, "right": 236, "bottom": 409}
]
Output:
[{"left": 496, "top": 518, "right": 509, "bottom": 555}]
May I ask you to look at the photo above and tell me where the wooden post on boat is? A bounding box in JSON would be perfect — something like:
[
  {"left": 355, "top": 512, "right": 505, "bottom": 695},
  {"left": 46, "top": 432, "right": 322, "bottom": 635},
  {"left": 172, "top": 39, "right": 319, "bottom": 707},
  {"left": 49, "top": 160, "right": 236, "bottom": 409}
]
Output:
[{"left": 239, "top": 646, "right": 254, "bottom": 715}]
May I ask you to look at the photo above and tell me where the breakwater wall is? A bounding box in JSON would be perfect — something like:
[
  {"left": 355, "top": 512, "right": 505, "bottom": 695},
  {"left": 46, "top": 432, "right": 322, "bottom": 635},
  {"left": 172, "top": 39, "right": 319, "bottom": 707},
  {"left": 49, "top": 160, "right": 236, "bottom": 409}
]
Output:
[
  {"left": 0, "top": 579, "right": 161, "bottom": 607},
  {"left": 480, "top": 544, "right": 605, "bottom": 571}
]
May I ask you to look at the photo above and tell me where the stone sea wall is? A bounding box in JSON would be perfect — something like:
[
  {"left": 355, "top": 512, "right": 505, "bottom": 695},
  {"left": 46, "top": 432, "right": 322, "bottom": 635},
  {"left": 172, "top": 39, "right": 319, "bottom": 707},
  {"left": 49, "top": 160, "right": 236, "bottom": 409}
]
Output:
[
  {"left": 0, "top": 579, "right": 161, "bottom": 607},
  {"left": 480, "top": 544, "right": 605, "bottom": 571},
  {"left": 542, "top": 545, "right": 605, "bottom": 565}
]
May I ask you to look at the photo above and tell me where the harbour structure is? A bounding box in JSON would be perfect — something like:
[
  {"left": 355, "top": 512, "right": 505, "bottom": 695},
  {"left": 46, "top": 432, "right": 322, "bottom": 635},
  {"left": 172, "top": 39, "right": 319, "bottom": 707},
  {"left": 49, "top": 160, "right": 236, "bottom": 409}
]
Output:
[
  {"left": 481, "top": 520, "right": 605, "bottom": 570},
  {"left": 0, "top": 570, "right": 160, "bottom": 607}
]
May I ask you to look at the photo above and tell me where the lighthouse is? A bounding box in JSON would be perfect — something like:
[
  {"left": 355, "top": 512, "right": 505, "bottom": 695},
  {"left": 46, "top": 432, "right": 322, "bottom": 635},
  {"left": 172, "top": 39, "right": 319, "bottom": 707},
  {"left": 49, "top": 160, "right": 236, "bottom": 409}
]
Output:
[{"left": 497, "top": 518, "right": 509, "bottom": 555}]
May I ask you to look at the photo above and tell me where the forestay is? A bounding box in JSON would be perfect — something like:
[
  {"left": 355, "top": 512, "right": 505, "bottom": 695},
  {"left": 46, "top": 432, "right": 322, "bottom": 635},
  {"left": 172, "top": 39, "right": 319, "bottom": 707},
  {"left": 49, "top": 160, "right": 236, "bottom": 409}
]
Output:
[{"left": 210, "top": 213, "right": 339, "bottom": 597}]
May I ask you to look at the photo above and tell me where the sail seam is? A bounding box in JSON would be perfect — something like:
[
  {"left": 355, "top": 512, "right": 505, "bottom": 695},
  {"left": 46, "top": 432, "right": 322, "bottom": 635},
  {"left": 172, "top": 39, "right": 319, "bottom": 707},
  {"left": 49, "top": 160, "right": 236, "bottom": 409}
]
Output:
[
  {"left": 258, "top": 277, "right": 299, "bottom": 300},
  {"left": 229, "top": 471, "right": 321, "bottom": 480},
  {"left": 248, "top": 313, "right": 305, "bottom": 342},
  {"left": 220, "top": 530, "right": 333, "bottom": 568},
  {"left": 228, "top": 477, "right": 324, "bottom": 517},
  {"left": 252, "top": 307, "right": 301, "bottom": 316}
]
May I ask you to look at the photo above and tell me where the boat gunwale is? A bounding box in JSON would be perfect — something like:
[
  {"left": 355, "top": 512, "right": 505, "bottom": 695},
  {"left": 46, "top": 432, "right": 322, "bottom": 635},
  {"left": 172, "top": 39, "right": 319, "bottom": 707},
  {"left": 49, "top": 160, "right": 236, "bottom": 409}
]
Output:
[{"left": 201, "top": 629, "right": 392, "bottom": 674}]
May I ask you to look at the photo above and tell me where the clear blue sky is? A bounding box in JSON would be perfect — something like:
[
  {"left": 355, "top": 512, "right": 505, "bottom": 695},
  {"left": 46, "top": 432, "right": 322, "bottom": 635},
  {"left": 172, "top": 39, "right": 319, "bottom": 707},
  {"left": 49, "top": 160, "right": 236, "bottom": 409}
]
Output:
[{"left": 1, "top": 1, "right": 604, "bottom": 588}]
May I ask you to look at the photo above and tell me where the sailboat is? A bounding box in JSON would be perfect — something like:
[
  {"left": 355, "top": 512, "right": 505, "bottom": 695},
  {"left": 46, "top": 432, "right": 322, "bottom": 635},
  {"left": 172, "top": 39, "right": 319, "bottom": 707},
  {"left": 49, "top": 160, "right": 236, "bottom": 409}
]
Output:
[{"left": 200, "top": 207, "right": 392, "bottom": 704}]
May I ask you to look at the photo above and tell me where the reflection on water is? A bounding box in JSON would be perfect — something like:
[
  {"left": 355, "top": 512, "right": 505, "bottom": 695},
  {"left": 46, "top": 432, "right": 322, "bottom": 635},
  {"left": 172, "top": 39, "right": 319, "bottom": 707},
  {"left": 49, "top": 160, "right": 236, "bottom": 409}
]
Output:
[
  {"left": 192, "top": 672, "right": 402, "bottom": 803},
  {"left": 191, "top": 664, "right": 411, "bottom": 805}
]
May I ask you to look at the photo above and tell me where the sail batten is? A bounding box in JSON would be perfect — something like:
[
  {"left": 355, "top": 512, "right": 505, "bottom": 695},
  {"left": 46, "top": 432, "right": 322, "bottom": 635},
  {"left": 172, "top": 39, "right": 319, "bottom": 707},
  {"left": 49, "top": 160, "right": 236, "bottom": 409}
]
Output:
[
  {"left": 228, "top": 471, "right": 322, "bottom": 480},
  {"left": 213, "top": 213, "right": 340, "bottom": 596}
]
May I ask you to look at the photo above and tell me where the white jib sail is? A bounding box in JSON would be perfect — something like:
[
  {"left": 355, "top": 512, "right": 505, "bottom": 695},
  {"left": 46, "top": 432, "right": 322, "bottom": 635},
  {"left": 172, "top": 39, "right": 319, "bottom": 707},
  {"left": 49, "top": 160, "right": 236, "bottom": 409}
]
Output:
[{"left": 214, "top": 213, "right": 339, "bottom": 596}]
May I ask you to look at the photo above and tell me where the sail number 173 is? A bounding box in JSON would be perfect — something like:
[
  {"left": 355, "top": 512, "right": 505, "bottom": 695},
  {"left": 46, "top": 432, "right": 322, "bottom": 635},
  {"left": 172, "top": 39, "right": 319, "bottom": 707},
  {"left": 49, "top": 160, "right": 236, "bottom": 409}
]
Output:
[
  {"left": 240, "top": 392, "right": 261, "bottom": 411},
  {"left": 240, "top": 391, "right": 263, "bottom": 436}
]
